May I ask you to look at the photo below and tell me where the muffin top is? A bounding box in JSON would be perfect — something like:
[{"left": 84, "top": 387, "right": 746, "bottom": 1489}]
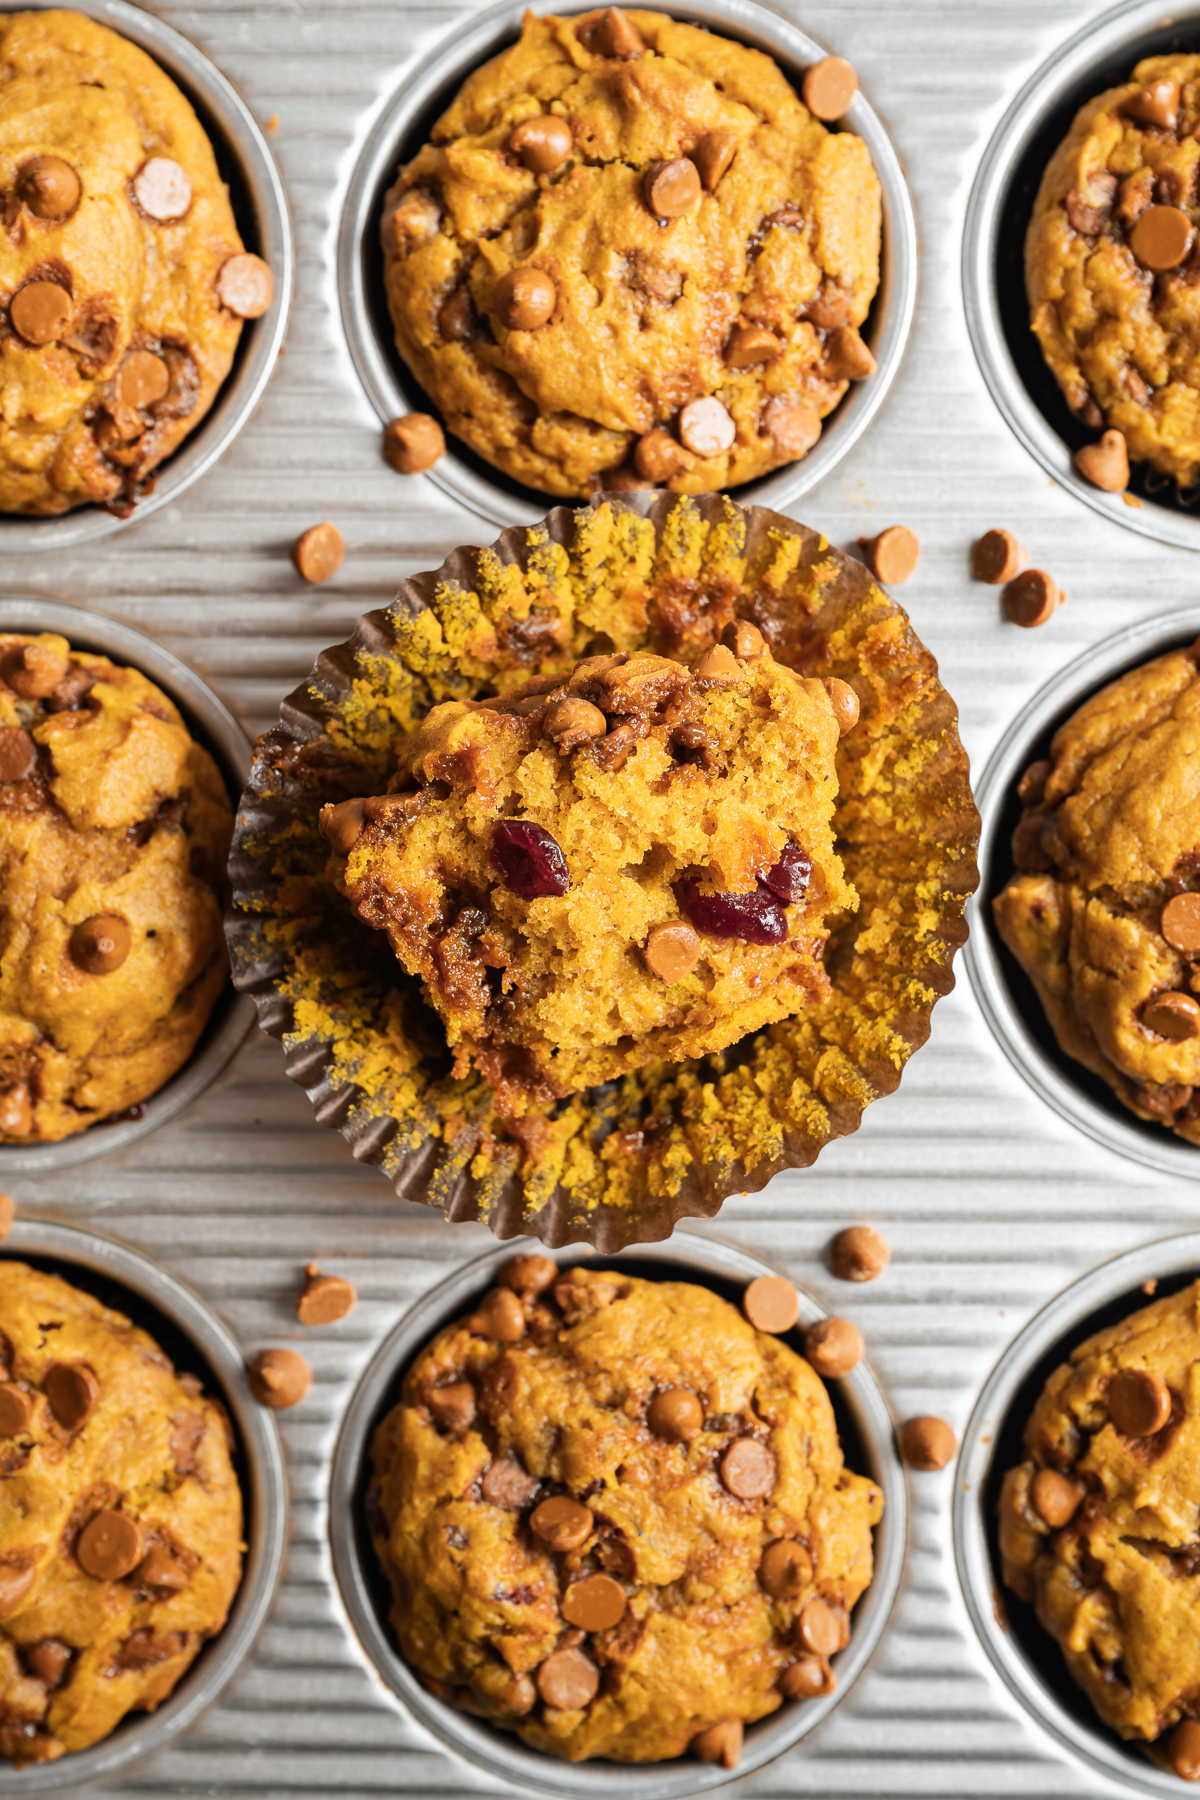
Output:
[
  {"left": 382, "top": 6, "right": 880, "bottom": 498},
  {"left": 320, "top": 636, "right": 855, "bottom": 1106},
  {"left": 0, "top": 632, "right": 233, "bottom": 1143},
  {"left": 993, "top": 640, "right": 1200, "bottom": 1140},
  {"left": 0, "top": 1260, "right": 243, "bottom": 1766},
  {"left": 0, "top": 10, "right": 270, "bottom": 517},
  {"left": 1027, "top": 54, "right": 1200, "bottom": 486},
  {"left": 369, "top": 1261, "right": 881, "bottom": 1765}
]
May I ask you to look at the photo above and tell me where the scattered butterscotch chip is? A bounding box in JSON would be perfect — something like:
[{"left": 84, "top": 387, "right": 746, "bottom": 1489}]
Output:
[
  {"left": 69, "top": 913, "right": 131, "bottom": 976},
  {"left": 587, "top": 6, "right": 644, "bottom": 58},
  {"left": 1162, "top": 892, "right": 1200, "bottom": 955},
  {"left": 10, "top": 279, "right": 71, "bottom": 346},
  {"left": 509, "top": 114, "right": 573, "bottom": 173},
  {"left": 1109, "top": 1366, "right": 1171, "bottom": 1436},
  {"left": 319, "top": 797, "right": 365, "bottom": 855},
  {"left": 647, "top": 1386, "right": 704, "bottom": 1442},
  {"left": 821, "top": 324, "right": 876, "bottom": 381},
  {"left": 545, "top": 696, "right": 607, "bottom": 750},
  {"left": 1130, "top": 203, "right": 1192, "bottom": 269},
  {"left": 822, "top": 676, "right": 860, "bottom": 735},
  {"left": 780, "top": 1655, "right": 834, "bottom": 1698},
  {"left": 1143, "top": 990, "right": 1200, "bottom": 1040},
  {"left": 758, "top": 1537, "right": 813, "bottom": 1598},
  {"left": 643, "top": 920, "right": 701, "bottom": 984},
  {"left": 0, "top": 726, "right": 34, "bottom": 782},
  {"left": 678, "top": 395, "right": 735, "bottom": 457},
  {"left": 1173, "top": 1719, "right": 1200, "bottom": 1781},
  {"left": 802, "top": 55, "right": 857, "bottom": 120},
  {"left": 644, "top": 157, "right": 701, "bottom": 219},
  {"left": 293, "top": 522, "right": 344, "bottom": 584},
  {"left": 537, "top": 1645, "right": 600, "bottom": 1709},
  {"left": 691, "top": 129, "right": 738, "bottom": 192},
  {"left": 725, "top": 321, "right": 783, "bottom": 368},
  {"left": 1003, "top": 569, "right": 1060, "bottom": 628},
  {"left": 633, "top": 426, "right": 694, "bottom": 483},
  {"left": 1030, "top": 1466, "right": 1084, "bottom": 1528},
  {"left": 859, "top": 524, "right": 919, "bottom": 585},
  {"left": 722, "top": 618, "right": 765, "bottom": 659},
  {"left": 562, "top": 1571, "right": 626, "bottom": 1630},
  {"left": 899, "top": 1414, "right": 956, "bottom": 1470},
  {"left": 0, "top": 1563, "right": 34, "bottom": 1618},
  {"left": 972, "top": 528, "right": 1025, "bottom": 584},
  {"left": 743, "top": 1274, "right": 800, "bottom": 1334},
  {"left": 17, "top": 154, "right": 80, "bottom": 219},
  {"left": 0, "top": 1382, "right": 32, "bottom": 1435},
  {"left": 248, "top": 1347, "right": 311, "bottom": 1409},
  {"left": 216, "top": 252, "right": 273, "bottom": 319},
  {"left": 297, "top": 1263, "right": 357, "bottom": 1326},
  {"left": 691, "top": 1719, "right": 743, "bottom": 1768},
  {"left": 1074, "top": 428, "right": 1129, "bottom": 492},
  {"left": 132, "top": 155, "right": 192, "bottom": 222},
  {"left": 719, "top": 1435, "right": 776, "bottom": 1498},
  {"left": 830, "top": 1225, "right": 890, "bottom": 1282},
  {"left": 2, "top": 642, "right": 66, "bottom": 698},
  {"left": 494, "top": 266, "right": 556, "bottom": 330},
  {"left": 467, "top": 1286, "right": 526, "bottom": 1342},
  {"left": 44, "top": 1361, "right": 99, "bottom": 1431},
  {"left": 117, "top": 349, "right": 169, "bottom": 408},
  {"left": 427, "top": 1380, "right": 476, "bottom": 1433},
  {"left": 797, "top": 1595, "right": 848, "bottom": 1656},
  {"left": 77, "top": 1509, "right": 143, "bottom": 1580},
  {"left": 499, "top": 1253, "right": 557, "bottom": 1297},
  {"left": 761, "top": 395, "right": 822, "bottom": 457},
  {"left": 531, "top": 1495, "right": 593, "bottom": 1551},
  {"left": 805, "top": 1317, "right": 863, "bottom": 1379},
  {"left": 137, "top": 1545, "right": 190, "bottom": 1590}
]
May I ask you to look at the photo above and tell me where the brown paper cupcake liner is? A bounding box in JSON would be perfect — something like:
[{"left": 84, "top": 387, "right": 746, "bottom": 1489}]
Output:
[{"left": 226, "top": 492, "right": 979, "bottom": 1249}]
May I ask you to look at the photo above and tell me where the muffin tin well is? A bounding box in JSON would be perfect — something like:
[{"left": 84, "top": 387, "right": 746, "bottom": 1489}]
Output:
[
  {"left": 328, "top": 1230, "right": 906, "bottom": 1799},
  {"left": 336, "top": 0, "right": 916, "bottom": 529},
  {"left": 0, "top": 1216, "right": 287, "bottom": 1794},
  {"left": 953, "top": 1231, "right": 1200, "bottom": 1797},
  {"left": 963, "top": 0, "right": 1200, "bottom": 551},
  {"left": 0, "top": 597, "right": 255, "bottom": 1173}
]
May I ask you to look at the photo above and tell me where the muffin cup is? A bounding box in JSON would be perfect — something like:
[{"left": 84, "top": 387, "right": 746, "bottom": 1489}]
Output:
[
  {"left": 965, "top": 602, "right": 1200, "bottom": 1180},
  {"left": 226, "top": 490, "right": 979, "bottom": 1249},
  {"left": 953, "top": 1230, "right": 1200, "bottom": 1797},
  {"left": 0, "top": 596, "right": 255, "bottom": 1172},
  {"left": 329, "top": 1227, "right": 907, "bottom": 1799},
  {"left": 0, "top": 1214, "right": 287, "bottom": 1794},
  {"left": 337, "top": 0, "right": 916, "bottom": 530},
  {"left": 963, "top": 0, "right": 1200, "bottom": 551},
  {"left": 0, "top": 0, "right": 292, "bottom": 553}
]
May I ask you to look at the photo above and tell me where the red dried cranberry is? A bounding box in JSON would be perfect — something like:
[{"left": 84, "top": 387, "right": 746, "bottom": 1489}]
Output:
[
  {"left": 674, "top": 875, "right": 787, "bottom": 944},
  {"left": 491, "top": 819, "right": 569, "bottom": 898},
  {"left": 761, "top": 840, "right": 811, "bottom": 903}
]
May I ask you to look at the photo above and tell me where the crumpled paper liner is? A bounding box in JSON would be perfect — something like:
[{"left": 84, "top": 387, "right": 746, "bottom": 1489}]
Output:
[{"left": 226, "top": 492, "right": 979, "bottom": 1249}]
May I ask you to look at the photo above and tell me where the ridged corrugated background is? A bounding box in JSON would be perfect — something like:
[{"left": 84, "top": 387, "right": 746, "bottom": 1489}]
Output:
[{"left": 7, "top": 1, "right": 1190, "bottom": 1794}]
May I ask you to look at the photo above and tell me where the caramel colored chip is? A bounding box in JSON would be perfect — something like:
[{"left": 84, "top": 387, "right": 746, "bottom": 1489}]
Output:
[
  {"left": 743, "top": 1274, "right": 799, "bottom": 1334},
  {"left": 797, "top": 1596, "right": 848, "bottom": 1656},
  {"left": 0, "top": 1086, "right": 31, "bottom": 1137},
  {"left": 467, "top": 1286, "right": 526, "bottom": 1342},
  {"left": 427, "top": 1381, "right": 476, "bottom": 1433},
  {"left": 1130, "top": 203, "right": 1192, "bottom": 269},
  {"left": 860, "top": 525, "right": 919, "bottom": 585},
  {"left": 1126, "top": 77, "right": 1180, "bottom": 129},
  {"left": 1016, "top": 759, "right": 1052, "bottom": 806},
  {"left": 531, "top": 1495, "right": 593, "bottom": 1552},
  {"left": 973, "top": 528, "right": 1025, "bottom": 584},
  {"left": 822, "top": 676, "right": 860, "bottom": 735},
  {"left": 115, "top": 350, "right": 170, "bottom": 410},
  {"left": 18, "top": 155, "right": 80, "bottom": 219},
  {"left": 830, "top": 1225, "right": 890, "bottom": 1282},
  {"left": 1074, "top": 428, "right": 1129, "bottom": 493},
  {"left": 132, "top": 156, "right": 191, "bottom": 222},
  {"left": 634, "top": 427, "right": 694, "bottom": 483},
  {"left": 586, "top": 6, "right": 644, "bottom": 57},
  {"left": 494, "top": 267, "right": 556, "bottom": 330},
  {"left": 821, "top": 325, "right": 876, "bottom": 380},
  {"left": 23, "top": 1639, "right": 71, "bottom": 1686},
  {"left": 802, "top": 55, "right": 858, "bottom": 121},
  {"left": 0, "top": 726, "right": 35, "bottom": 782},
  {"left": 3, "top": 642, "right": 67, "bottom": 698},
  {"left": 1030, "top": 1466, "right": 1085, "bottom": 1529},
  {"left": 77, "top": 1509, "right": 143, "bottom": 1580},
  {"left": 249, "top": 1347, "right": 311, "bottom": 1409},
  {"left": 10, "top": 280, "right": 71, "bottom": 345},
  {"left": 383, "top": 413, "right": 445, "bottom": 474},
  {"left": 499, "top": 1253, "right": 557, "bottom": 1297},
  {"left": 44, "top": 1361, "right": 98, "bottom": 1431},
  {"left": 537, "top": 1644, "right": 600, "bottom": 1709},
  {"left": 297, "top": 1264, "right": 357, "bottom": 1325},
  {"left": 319, "top": 797, "right": 365, "bottom": 854},
  {"left": 780, "top": 1656, "right": 834, "bottom": 1698},
  {"left": 293, "top": 522, "right": 344, "bottom": 584},
  {"left": 647, "top": 1386, "right": 704, "bottom": 1442},
  {"left": 216, "top": 252, "right": 273, "bottom": 319},
  {"left": 762, "top": 396, "right": 821, "bottom": 457},
  {"left": 644, "top": 920, "right": 701, "bottom": 984},
  {"left": 1162, "top": 892, "right": 1200, "bottom": 954},
  {"left": 722, "top": 619, "right": 765, "bottom": 660},
  {"left": 545, "top": 696, "right": 607, "bottom": 750},
  {"left": 678, "top": 396, "right": 735, "bottom": 457},
  {"left": 644, "top": 158, "right": 701, "bottom": 220},
  {"left": 481, "top": 1455, "right": 539, "bottom": 1508},
  {"left": 562, "top": 1571, "right": 626, "bottom": 1631},
  {"left": 759, "top": 1537, "right": 813, "bottom": 1598},
  {"left": 0, "top": 1382, "right": 32, "bottom": 1436},
  {"left": 1144, "top": 990, "right": 1200, "bottom": 1040},
  {"left": 1109, "top": 1366, "right": 1171, "bottom": 1437},
  {"left": 692, "top": 1719, "right": 743, "bottom": 1768},
  {"left": 509, "top": 115, "right": 573, "bottom": 174},
  {"left": 805, "top": 1317, "right": 864, "bottom": 1379},
  {"left": 1003, "top": 569, "right": 1060, "bottom": 628},
  {"left": 899, "top": 1414, "right": 956, "bottom": 1470},
  {"left": 725, "top": 322, "right": 783, "bottom": 368},
  {"left": 1172, "top": 1718, "right": 1200, "bottom": 1782},
  {"left": 137, "top": 1545, "right": 190, "bottom": 1591},
  {"left": 69, "top": 913, "right": 131, "bottom": 975},
  {"left": 0, "top": 1193, "right": 12, "bottom": 1242},
  {"left": 0, "top": 1562, "right": 34, "bottom": 1618},
  {"left": 692, "top": 130, "right": 738, "bottom": 191},
  {"left": 719, "top": 1436, "right": 776, "bottom": 1498}
]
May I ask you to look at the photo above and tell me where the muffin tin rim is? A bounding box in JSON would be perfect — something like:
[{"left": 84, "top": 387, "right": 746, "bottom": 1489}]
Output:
[
  {"left": 327, "top": 1225, "right": 908, "bottom": 1800},
  {"left": 0, "top": 0, "right": 293, "bottom": 554},
  {"left": 964, "top": 601, "right": 1200, "bottom": 1180},
  {"left": 335, "top": 0, "right": 918, "bottom": 530},
  {"left": 961, "top": 0, "right": 1200, "bottom": 553},
  {"left": 952, "top": 1229, "right": 1200, "bottom": 1798},
  {"left": 0, "top": 594, "right": 256, "bottom": 1172},
  {"left": 0, "top": 1213, "right": 288, "bottom": 1794}
]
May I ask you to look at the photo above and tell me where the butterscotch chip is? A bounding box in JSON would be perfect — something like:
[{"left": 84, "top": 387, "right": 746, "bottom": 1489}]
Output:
[
  {"left": 743, "top": 1274, "right": 799, "bottom": 1334},
  {"left": 293, "top": 522, "right": 344, "bottom": 584},
  {"left": 467, "top": 1287, "right": 526, "bottom": 1342},
  {"left": 634, "top": 427, "right": 694, "bottom": 483},
  {"left": 1131, "top": 203, "right": 1192, "bottom": 269},
  {"left": 510, "top": 114, "right": 573, "bottom": 173},
  {"left": 494, "top": 267, "right": 556, "bottom": 330},
  {"left": 1074, "top": 429, "right": 1129, "bottom": 493},
  {"left": 805, "top": 1317, "right": 864, "bottom": 1379},
  {"left": 531, "top": 1495, "right": 593, "bottom": 1551},
  {"left": 248, "top": 1347, "right": 311, "bottom": 1409},
  {"left": 644, "top": 158, "right": 701, "bottom": 219},
  {"left": 216, "top": 252, "right": 273, "bottom": 319},
  {"left": 17, "top": 154, "right": 80, "bottom": 219},
  {"left": 780, "top": 1656, "right": 833, "bottom": 1698},
  {"left": 137, "top": 1545, "right": 190, "bottom": 1590},
  {"left": 1016, "top": 759, "right": 1052, "bottom": 806},
  {"left": 10, "top": 279, "right": 71, "bottom": 346},
  {"left": 720, "top": 1436, "right": 776, "bottom": 1498},
  {"left": 1030, "top": 1467, "right": 1084, "bottom": 1528},
  {"left": 588, "top": 7, "right": 644, "bottom": 58},
  {"left": 1003, "top": 569, "right": 1060, "bottom": 628},
  {"left": 0, "top": 1194, "right": 12, "bottom": 1242},
  {"left": 545, "top": 696, "right": 606, "bottom": 750},
  {"left": 537, "top": 1645, "right": 600, "bottom": 1708},
  {"left": 0, "top": 1383, "right": 32, "bottom": 1435},
  {"left": 319, "top": 797, "right": 365, "bottom": 854},
  {"left": 691, "top": 1719, "right": 742, "bottom": 1767},
  {"left": 762, "top": 396, "right": 821, "bottom": 457},
  {"left": 802, "top": 55, "right": 857, "bottom": 121},
  {"left": 297, "top": 1264, "right": 357, "bottom": 1325},
  {"left": 499, "top": 1253, "right": 557, "bottom": 1297},
  {"left": 116, "top": 350, "right": 170, "bottom": 410},
  {"left": 973, "top": 528, "right": 1025, "bottom": 584},
  {"left": 899, "top": 1415, "right": 956, "bottom": 1470},
  {"left": 860, "top": 525, "right": 919, "bottom": 585},
  {"left": 692, "top": 130, "right": 738, "bottom": 191},
  {"left": 643, "top": 920, "right": 701, "bottom": 983},
  {"left": 23, "top": 1639, "right": 72, "bottom": 1686},
  {"left": 759, "top": 1537, "right": 813, "bottom": 1597},
  {"left": 647, "top": 1386, "right": 704, "bottom": 1442},
  {"left": 0, "top": 726, "right": 34, "bottom": 782},
  {"left": 1126, "top": 77, "right": 1179, "bottom": 128},
  {"left": 1109, "top": 1367, "right": 1171, "bottom": 1436},
  {"left": 562, "top": 1571, "right": 626, "bottom": 1631},
  {"left": 797, "top": 1596, "right": 847, "bottom": 1656},
  {"left": 822, "top": 677, "right": 860, "bottom": 735},
  {"left": 822, "top": 325, "right": 876, "bottom": 380},
  {"left": 679, "top": 396, "right": 735, "bottom": 457},
  {"left": 132, "top": 156, "right": 191, "bottom": 222},
  {"left": 69, "top": 913, "right": 131, "bottom": 975},
  {"left": 45, "top": 1361, "right": 98, "bottom": 1430},
  {"left": 427, "top": 1381, "right": 476, "bottom": 1433},
  {"left": 77, "top": 1510, "right": 143, "bottom": 1580},
  {"left": 1163, "top": 893, "right": 1200, "bottom": 954},
  {"left": 481, "top": 1456, "right": 539, "bottom": 1508},
  {"left": 0, "top": 1564, "right": 35, "bottom": 1618},
  {"left": 3, "top": 642, "right": 67, "bottom": 697},
  {"left": 1144, "top": 990, "right": 1200, "bottom": 1039},
  {"left": 1173, "top": 1719, "right": 1200, "bottom": 1781},
  {"left": 830, "top": 1225, "right": 889, "bottom": 1282},
  {"left": 383, "top": 413, "right": 445, "bottom": 474},
  {"left": 725, "top": 322, "right": 782, "bottom": 368}
]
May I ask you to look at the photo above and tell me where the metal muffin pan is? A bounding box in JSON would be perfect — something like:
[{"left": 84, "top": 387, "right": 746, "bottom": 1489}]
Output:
[
  {"left": 0, "top": 596, "right": 255, "bottom": 1173},
  {"left": 0, "top": 1215, "right": 287, "bottom": 1794},
  {"left": 963, "top": 0, "right": 1200, "bottom": 552},
  {"left": 965, "top": 603, "right": 1200, "bottom": 1181},
  {"left": 953, "top": 1230, "right": 1200, "bottom": 1797},
  {"left": 329, "top": 1229, "right": 907, "bottom": 1800},
  {"left": 0, "top": 0, "right": 292, "bottom": 554},
  {"left": 336, "top": 0, "right": 917, "bottom": 529}
]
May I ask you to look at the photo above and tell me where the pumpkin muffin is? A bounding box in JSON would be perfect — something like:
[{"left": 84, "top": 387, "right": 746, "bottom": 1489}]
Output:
[
  {"left": 381, "top": 7, "right": 880, "bottom": 498},
  {"left": 369, "top": 1262, "right": 881, "bottom": 1765},
  {"left": 320, "top": 638, "right": 856, "bottom": 1109},
  {"left": 0, "top": 9, "right": 272, "bottom": 516},
  {"left": 998, "top": 1279, "right": 1200, "bottom": 1778},
  {"left": 993, "top": 638, "right": 1200, "bottom": 1144},
  {"left": 0, "top": 1260, "right": 243, "bottom": 1767},
  {"left": 0, "top": 631, "right": 233, "bottom": 1144},
  {"left": 1027, "top": 54, "right": 1200, "bottom": 487}
]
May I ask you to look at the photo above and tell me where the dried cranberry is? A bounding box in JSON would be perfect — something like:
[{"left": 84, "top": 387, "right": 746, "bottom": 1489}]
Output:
[
  {"left": 674, "top": 875, "right": 787, "bottom": 944},
  {"left": 761, "top": 840, "right": 811, "bottom": 903},
  {"left": 491, "top": 819, "right": 569, "bottom": 898}
]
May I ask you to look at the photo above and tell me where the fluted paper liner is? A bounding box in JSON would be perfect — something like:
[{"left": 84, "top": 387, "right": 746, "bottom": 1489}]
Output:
[{"left": 226, "top": 493, "right": 979, "bottom": 1249}]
